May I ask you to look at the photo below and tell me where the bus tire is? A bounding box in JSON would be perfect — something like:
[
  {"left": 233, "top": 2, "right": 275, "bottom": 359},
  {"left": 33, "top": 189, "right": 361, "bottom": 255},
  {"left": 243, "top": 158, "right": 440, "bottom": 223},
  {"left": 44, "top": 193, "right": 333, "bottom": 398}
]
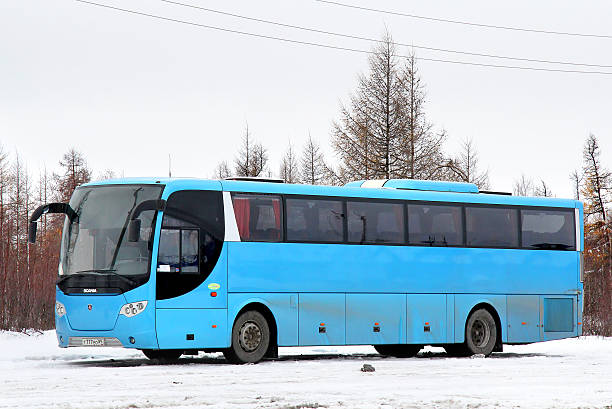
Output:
[
  {"left": 465, "top": 308, "right": 497, "bottom": 356},
  {"left": 141, "top": 349, "right": 183, "bottom": 362},
  {"left": 224, "top": 310, "right": 270, "bottom": 364},
  {"left": 374, "top": 344, "right": 421, "bottom": 358}
]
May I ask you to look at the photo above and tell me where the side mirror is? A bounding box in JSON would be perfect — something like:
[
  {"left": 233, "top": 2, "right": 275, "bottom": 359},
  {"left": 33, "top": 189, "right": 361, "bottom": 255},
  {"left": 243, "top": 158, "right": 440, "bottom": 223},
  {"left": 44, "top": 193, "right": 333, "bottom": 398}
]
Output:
[
  {"left": 28, "top": 222, "right": 38, "bottom": 244},
  {"left": 127, "top": 219, "right": 141, "bottom": 242}
]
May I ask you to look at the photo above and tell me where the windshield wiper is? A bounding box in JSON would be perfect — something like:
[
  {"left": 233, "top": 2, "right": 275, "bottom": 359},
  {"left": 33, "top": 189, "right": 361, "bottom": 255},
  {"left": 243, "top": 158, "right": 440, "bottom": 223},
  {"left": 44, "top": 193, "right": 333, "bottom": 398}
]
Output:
[{"left": 56, "top": 269, "right": 138, "bottom": 286}]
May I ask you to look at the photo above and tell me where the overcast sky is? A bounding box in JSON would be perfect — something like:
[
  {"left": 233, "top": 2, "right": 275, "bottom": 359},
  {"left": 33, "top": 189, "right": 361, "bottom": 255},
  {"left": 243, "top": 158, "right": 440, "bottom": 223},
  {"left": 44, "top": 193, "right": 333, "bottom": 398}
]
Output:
[{"left": 1, "top": 0, "right": 611, "bottom": 197}]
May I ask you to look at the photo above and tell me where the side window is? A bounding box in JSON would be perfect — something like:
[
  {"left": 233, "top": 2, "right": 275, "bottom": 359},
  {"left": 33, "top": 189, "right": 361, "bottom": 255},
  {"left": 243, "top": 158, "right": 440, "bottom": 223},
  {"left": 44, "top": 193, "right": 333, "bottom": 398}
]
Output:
[
  {"left": 347, "top": 201, "right": 404, "bottom": 244},
  {"left": 232, "top": 194, "right": 282, "bottom": 242},
  {"left": 408, "top": 204, "right": 463, "bottom": 246},
  {"left": 521, "top": 209, "right": 575, "bottom": 250},
  {"left": 466, "top": 206, "right": 519, "bottom": 248},
  {"left": 156, "top": 190, "right": 224, "bottom": 300},
  {"left": 286, "top": 198, "right": 344, "bottom": 242},
  {"left": 157, "top": 216, "right": 200, "bottom": 274}
]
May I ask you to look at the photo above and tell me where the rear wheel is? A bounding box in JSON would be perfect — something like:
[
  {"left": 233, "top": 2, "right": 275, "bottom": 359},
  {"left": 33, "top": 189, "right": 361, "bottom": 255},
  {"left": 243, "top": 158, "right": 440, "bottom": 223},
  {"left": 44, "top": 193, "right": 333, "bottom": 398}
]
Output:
[
  {"left": 141, "top": 349, "right": 183, "bottom": 362},
  {"left": 465, "top": 308, "right": 497, "bottom": 356},
  {"left": 374, "top": 344, "right": 421, "bottom": 358},
  {"left": 224, "top": 310, "right": 270, "bottom": 364}
]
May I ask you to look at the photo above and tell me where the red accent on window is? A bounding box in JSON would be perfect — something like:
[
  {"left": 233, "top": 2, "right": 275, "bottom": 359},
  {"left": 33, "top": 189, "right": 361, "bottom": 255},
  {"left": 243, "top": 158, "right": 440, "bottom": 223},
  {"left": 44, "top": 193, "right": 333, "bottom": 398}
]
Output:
[
  {"left": 233, "top": 197, "right": 250, "bottom": 239},
  {"left": 272, "top": 199, "right": 281, "bottom": 240}
]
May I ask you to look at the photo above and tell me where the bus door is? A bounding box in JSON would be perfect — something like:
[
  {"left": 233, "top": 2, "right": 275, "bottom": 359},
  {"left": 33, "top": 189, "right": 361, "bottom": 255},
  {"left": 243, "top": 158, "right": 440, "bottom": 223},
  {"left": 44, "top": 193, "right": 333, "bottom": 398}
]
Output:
[{"left": 154, "top": 189, "right": 228, "bottom": 349}]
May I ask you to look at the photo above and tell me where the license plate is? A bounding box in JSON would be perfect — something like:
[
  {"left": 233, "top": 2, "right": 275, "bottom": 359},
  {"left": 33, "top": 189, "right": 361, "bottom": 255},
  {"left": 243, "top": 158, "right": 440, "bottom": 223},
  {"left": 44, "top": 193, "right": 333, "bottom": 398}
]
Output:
[{"left": 82, "top": 338, "right": 105, "bottom": 346}]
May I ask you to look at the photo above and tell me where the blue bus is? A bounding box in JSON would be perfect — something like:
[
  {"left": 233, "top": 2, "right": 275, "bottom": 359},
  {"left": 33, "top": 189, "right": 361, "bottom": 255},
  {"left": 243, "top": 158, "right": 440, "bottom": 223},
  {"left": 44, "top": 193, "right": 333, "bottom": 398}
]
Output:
[{"left": 29, "top": 177, "right": 583, "bottom": 363}]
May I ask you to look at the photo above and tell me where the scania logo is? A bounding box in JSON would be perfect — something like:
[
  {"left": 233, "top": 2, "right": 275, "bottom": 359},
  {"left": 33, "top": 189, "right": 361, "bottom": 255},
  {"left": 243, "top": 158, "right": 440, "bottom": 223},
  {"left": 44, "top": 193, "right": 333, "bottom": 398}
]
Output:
[
  {"left": 83, "top": 288, "right": 97, "bottom": 293},
  {"left": 87, "top": 304, "right": 92, "bottom": 311}
]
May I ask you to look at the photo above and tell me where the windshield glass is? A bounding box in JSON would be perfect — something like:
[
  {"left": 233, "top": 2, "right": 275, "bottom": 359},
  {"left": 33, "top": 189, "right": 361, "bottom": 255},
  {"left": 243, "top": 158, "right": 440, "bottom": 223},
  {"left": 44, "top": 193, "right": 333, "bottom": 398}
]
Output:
[{"left": 59, "top": 185, "right": 163, "bottom": 279}]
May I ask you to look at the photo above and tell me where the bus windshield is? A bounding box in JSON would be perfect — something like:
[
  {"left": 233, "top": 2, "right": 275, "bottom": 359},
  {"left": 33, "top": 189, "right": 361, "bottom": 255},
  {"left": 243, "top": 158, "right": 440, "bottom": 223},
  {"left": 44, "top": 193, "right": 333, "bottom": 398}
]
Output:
[{"left": 59, "top": 184, "right": 163, "bottom": 281}]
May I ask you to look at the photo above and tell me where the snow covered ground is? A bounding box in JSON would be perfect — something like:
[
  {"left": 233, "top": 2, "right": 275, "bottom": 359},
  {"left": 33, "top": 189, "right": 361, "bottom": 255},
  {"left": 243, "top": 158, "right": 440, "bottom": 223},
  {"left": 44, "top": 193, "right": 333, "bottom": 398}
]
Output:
[{"left": 0, "top": 331, "right": 610, "bottom": 409}]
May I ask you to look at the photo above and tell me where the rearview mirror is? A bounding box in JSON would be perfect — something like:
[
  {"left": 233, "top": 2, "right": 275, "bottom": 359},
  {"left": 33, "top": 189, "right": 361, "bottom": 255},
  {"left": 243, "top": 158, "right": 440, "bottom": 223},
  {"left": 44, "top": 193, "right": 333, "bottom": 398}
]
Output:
[
  {"left": 127, "top": 219, "right": 141, "bottom": 242},
  {"left": 28, "top": 222, "right": 38, "bottom": 244}
]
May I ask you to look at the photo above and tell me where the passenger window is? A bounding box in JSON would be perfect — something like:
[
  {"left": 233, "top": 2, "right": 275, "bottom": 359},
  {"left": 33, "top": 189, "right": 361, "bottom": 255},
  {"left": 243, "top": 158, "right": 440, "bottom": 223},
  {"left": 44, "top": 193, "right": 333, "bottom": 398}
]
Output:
[
  {"left": 521, "top": 209, "right": 575, "bottom": 250},
  {"left": 232, "top": 194, "right": 282, "bottom": 242},
  {"left": 347, "top": 201, "right": 404, "bottom": 244},
  {"left": 286, "top": 198, "right": 343, "bottom": 242},
  {"left": 466, "top": 206, "right": 519, "bottom": 248},
  {"left": 408, "top": 204, "right": 463, "bottom": 246}
]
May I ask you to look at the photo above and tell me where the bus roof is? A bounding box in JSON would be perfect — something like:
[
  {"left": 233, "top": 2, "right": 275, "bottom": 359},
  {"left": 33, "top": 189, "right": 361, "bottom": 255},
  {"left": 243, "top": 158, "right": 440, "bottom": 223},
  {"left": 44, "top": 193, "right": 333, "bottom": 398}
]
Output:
[{"left": 83, "top": 177, "right": 581, "bottom": 209}]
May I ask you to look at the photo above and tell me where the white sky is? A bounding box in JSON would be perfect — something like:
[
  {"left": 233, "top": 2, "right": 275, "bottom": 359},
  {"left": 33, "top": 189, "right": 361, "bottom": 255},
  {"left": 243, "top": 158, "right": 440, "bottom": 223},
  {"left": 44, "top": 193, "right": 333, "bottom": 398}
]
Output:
[{"left": 1, "top": 0, "right": 611, "bottom": 198}]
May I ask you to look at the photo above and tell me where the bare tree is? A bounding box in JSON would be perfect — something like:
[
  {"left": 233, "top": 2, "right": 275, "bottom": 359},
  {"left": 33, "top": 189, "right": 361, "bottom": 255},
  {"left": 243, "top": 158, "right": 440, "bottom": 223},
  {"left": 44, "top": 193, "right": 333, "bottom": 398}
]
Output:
[
  {"left": 580, "top": 134, "right": 611, "bottom": 336},
  {"left": 446, "top": 137, "right": 490, "bottom": 189},
  {"left": 301, "top": 134, "right": 327, "bottom": 185},
  {"left": 279, "top": 141, "right": 299, "bottom": 183},
  {"left": 396, "top": 53, "right": 446, "bottom": 180},
  {"left": 570, "top": 169, "right": 582, "bottom": 200},
  {"left": 534, "top": 179, "right": 553, "bottom": 197},
  {"left": 213, "top": 161, "right": 232, "bottom": 179},
  {"left": 234, "top": 123, "right": 268, "bottom": 177},
  {"left": 582, "top": 134, "right": 610, "bottom": 222},
  {"left": 513, "top": 174, "right": 535, "bottom": 196},
  {"left": 54, "top": 148, "right": 91, "bottom": 202},
  {"left": 96, "top": 169, "right": 116, "bottom": 180},
  {"left": 332, "top": 33, "right": 445, "bottom": 182}
]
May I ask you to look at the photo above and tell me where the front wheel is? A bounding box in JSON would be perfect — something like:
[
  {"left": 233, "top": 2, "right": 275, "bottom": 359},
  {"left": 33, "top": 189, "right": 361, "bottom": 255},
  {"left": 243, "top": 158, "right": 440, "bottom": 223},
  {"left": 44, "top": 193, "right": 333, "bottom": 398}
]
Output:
[
  {"left": 141, "top": 349, "right": 183, "bottom": 362},
  {"left": 224, "top": 310, "right": 270, "bottom": 364},
  {"left": 465, "top": 309, "right": 497, "bottom": 356},
  {"left": 374, "top": 344, "right": 422, "bottom": 358}
]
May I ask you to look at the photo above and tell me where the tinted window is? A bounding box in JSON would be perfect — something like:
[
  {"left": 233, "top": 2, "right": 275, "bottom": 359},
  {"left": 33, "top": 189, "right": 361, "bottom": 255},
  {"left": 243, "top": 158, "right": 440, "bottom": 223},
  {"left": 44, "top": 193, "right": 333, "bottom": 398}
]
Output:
[
  {"left": 408, "top": 204, "right": 463, "bottom": 246},
  {"left": 521, "top": 209, "right": 575, "bottom": 250},
  {"left": 286, "top": 198, "right": 344, "bottom": 242},
  {"left": 347, "top": 201, "right": 404, "bottom": 244},
  {"left": 232, "top": 194, "right": 282, "bottom": 242},
  {"left": 157, "top": 190, "right": 224, "bottom": 300},
  {"left": 466, "top": 206, "right": 518, "bottom": 247}
]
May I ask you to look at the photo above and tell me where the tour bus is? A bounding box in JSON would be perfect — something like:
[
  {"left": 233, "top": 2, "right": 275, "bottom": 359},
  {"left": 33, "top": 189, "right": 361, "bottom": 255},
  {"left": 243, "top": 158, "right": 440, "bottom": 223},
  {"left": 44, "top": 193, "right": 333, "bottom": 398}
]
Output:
[{"left": 29, "top": 177, "right": 583, "bottom": 363}]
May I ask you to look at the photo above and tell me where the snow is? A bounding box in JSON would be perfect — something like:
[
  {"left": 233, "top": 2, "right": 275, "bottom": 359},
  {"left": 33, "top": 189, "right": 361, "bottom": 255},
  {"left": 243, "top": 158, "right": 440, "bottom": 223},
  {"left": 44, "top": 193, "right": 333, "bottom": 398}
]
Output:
[{"left": 0, "top": 331, "right": 610, "bottom": 409}]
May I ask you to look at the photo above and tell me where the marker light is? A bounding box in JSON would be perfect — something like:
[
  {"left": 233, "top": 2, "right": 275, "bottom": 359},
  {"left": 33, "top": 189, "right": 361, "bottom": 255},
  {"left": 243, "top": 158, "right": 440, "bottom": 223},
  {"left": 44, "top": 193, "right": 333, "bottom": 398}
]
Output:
[
  {"left": 210, "top": 292, "right": 217, "bottom": 297},
  {"left": 119, "top": 301, "right": 148, "bottom": 318},
  {"left": 55, "top": 301, "right": 66, "bottom": 317}
]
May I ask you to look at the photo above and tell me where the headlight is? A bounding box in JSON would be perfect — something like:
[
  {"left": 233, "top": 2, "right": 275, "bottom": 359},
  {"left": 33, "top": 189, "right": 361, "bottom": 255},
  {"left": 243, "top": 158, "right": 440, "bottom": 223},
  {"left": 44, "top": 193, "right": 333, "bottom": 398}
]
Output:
[
  {"left": 119, "top": 301, "right": 148, "bottom": 318},
  {"left": 55, "top": 301, "right": 66, "bottom": 317}
]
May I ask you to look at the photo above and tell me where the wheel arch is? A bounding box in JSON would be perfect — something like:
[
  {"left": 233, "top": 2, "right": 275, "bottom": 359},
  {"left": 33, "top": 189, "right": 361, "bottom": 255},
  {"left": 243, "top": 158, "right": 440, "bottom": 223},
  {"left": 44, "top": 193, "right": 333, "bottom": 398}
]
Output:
[
  {"left": 465, "top": 302, "right": 503, "bottom": 352},
  {"left": 229, "top": 299, "right": 278, "bottom": 358}
]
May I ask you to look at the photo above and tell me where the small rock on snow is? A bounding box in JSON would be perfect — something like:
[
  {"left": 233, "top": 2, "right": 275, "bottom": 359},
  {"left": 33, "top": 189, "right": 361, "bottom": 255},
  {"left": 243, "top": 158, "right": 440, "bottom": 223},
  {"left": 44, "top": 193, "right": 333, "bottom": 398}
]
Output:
[{"left": 361, "top": 364, "right": 375, "bottom": 372}]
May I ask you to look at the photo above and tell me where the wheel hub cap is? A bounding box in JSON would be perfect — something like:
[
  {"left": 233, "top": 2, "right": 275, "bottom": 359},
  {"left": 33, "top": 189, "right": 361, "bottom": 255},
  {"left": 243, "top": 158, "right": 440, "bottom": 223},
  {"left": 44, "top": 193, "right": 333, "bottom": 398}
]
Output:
[
  {"left": 239, "top": 321, "right": 262, "bottom": 352},
  {"left": 471, "top": 319, "right": 490, "bottom": 347}
]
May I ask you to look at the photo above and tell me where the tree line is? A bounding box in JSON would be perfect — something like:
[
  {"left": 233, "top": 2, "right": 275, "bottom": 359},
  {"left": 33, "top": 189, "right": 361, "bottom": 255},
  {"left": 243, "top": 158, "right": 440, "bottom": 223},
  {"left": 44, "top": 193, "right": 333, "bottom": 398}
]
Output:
[{"left": 0, "top": 33, "right": 609, "bottom": 335}]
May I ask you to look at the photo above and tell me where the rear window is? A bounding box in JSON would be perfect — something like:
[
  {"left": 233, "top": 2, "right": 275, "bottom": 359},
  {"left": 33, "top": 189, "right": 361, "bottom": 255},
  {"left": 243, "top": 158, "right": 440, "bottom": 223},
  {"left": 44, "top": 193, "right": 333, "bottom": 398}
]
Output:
[
  {"left": 286, "top": 198, "right": 344, "bottom": 242},
  {"left": 232, "top": 194, "right": 282, "bottom": 242},
  {"left": 408, "top": 204, "right": 463, "bottom": 246},
  {"left": 466, "top": 206, "right": 519, "bottom": 248},
  {"left": 347, "top": 201, "right": 404, "bottom": 244},
  {"left": 521, "top": 209, "right": 575, "bottom": 250}
]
